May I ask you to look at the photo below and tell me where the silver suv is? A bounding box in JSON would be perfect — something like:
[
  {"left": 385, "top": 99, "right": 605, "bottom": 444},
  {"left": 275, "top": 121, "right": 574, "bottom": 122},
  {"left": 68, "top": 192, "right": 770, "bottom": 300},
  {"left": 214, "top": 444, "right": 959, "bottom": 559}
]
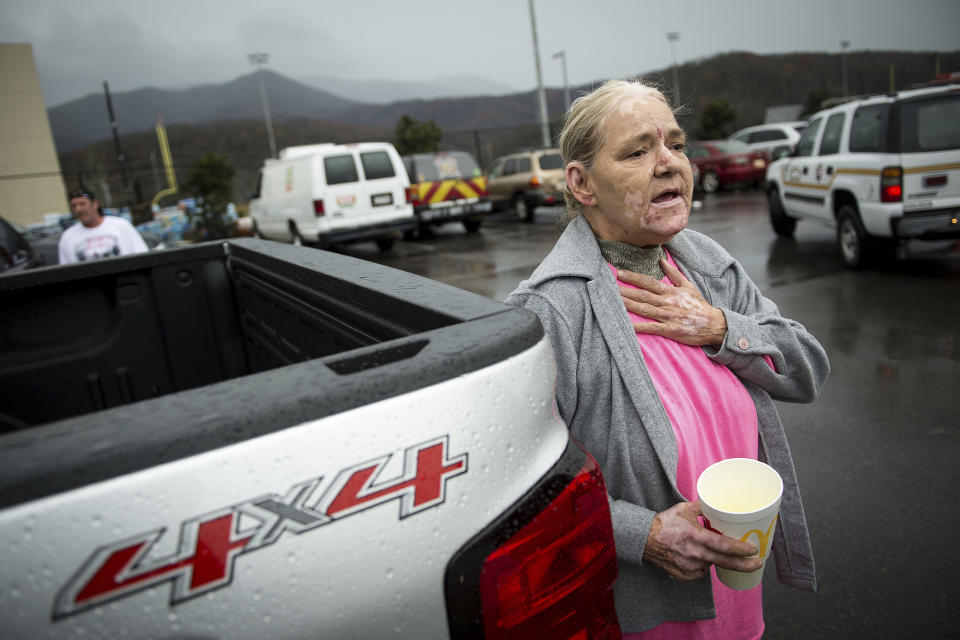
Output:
[
  {"left": 729, "top": 121, "right": 807, "bottom": 161},
  {"left": 766, "top": 83, "right": 960, "bottom": 268},
  {"left": 486, "top": 149, "right": 566, "bottom": 222}
]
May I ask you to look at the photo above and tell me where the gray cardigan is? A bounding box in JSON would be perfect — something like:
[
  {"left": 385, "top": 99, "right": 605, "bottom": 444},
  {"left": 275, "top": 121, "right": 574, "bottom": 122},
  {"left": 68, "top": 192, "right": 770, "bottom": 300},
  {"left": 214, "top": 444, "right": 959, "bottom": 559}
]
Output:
[{"left": 505, "top": 216, "right": 829, "bottom": 632}]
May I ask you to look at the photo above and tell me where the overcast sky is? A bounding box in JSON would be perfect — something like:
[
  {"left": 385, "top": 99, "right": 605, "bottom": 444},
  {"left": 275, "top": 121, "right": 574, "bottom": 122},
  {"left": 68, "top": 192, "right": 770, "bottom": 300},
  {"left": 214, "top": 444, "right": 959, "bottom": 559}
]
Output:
[{"left": 4, "top": 0, "right": 959, "bottom": 107}]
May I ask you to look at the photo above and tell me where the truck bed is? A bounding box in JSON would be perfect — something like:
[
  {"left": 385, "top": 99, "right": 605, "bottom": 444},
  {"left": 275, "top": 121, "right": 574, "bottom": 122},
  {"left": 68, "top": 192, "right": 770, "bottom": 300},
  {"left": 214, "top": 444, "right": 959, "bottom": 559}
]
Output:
[{"left": 0, "top": 239, "right": 542, "bottom": 510}]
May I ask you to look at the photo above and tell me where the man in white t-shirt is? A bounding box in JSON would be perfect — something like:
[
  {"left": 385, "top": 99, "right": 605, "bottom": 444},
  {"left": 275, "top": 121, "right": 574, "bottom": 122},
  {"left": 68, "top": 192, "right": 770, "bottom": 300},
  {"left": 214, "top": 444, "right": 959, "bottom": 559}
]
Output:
[{"left": 58, "top": 188, "right": 149, "bottom": 264}]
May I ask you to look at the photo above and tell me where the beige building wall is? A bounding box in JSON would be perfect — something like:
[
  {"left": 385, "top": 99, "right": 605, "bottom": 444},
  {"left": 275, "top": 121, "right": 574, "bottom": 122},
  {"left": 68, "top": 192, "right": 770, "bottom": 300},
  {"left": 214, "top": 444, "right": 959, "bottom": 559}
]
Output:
[{"left": 0, "top": 43, "right": 69, "bottom": 226}]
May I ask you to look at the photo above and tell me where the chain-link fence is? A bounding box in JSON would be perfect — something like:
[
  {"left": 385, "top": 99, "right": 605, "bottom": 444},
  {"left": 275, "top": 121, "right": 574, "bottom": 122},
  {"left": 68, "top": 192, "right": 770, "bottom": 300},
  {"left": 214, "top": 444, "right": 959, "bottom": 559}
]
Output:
[{"left": 439, "top": 121, "right": 563, "bottom": 170}]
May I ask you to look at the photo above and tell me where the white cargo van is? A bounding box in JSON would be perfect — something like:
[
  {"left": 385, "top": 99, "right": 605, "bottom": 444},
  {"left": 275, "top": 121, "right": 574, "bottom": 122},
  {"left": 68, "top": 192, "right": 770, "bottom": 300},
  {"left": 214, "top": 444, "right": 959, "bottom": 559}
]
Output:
[{"left": 249, "top": 142, "right": 416, "bottom": 250}]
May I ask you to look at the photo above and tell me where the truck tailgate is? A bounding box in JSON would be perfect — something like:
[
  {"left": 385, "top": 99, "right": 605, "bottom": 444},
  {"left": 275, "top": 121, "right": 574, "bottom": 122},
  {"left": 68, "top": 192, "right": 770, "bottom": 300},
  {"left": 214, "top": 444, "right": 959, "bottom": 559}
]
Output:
[{"left": 0, "top": 337, "right": 568, "bottom": 638}]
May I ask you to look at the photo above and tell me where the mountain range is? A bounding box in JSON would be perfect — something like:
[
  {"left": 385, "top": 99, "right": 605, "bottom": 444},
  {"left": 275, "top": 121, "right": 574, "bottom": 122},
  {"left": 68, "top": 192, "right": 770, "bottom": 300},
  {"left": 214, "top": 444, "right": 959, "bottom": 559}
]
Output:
[
  {"left": 48, "top": 71, "right": 355, "bottom": 152},
  {"left": 50, "top": 49, "right": 959, "bottom": 156},
  {"left": 297, "top": 73, "right": 519, "bottom": 104},
  {"left": 48, "top": 71, "right": 536, "bottom": 152}
]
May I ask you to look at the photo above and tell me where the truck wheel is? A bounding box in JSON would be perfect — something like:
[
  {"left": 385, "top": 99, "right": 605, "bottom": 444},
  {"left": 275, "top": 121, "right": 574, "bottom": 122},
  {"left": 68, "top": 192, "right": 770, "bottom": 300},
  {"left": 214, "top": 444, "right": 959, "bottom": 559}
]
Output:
[
  {"left": 375, "top": 237, "right": 395, "bottom": 252},
  {"left": 701, "top": 170, "right": 720, "bottom": 193},
  {"left": 768, "top": 189, "right": 796, "bottom": 237},
  {"left": 837, "top": 205, "right": 871, "bottom": 269},
  {"left": 463, "top": 219, "right": 483, "bottom": 233},
  {"left": 514, "top": 194, "right": 533, "bottom": 223}
]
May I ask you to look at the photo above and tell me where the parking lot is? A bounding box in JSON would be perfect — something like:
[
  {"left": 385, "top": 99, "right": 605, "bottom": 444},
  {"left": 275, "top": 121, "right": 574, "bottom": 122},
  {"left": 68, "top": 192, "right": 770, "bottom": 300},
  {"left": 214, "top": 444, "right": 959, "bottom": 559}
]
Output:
[
  {"left": 343, "top": 189, "right": 960, "bottom": 638},
  {"left": 5, "top": 187, "right": 956, "bottom": 637}
]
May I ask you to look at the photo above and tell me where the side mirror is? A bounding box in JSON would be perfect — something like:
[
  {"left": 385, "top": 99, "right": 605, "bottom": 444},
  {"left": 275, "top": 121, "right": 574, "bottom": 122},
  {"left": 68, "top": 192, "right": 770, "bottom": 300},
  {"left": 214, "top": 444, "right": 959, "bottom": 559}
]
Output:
[{"left": 772, "top": 146, "right": 793, "bottom": 161}]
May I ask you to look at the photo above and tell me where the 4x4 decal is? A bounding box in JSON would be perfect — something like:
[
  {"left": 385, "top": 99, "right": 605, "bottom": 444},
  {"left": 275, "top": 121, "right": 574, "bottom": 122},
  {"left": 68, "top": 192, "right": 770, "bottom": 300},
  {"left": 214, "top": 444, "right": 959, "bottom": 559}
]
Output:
[{"left": 53, "top": 436, "right": 467, "bottom": 619}]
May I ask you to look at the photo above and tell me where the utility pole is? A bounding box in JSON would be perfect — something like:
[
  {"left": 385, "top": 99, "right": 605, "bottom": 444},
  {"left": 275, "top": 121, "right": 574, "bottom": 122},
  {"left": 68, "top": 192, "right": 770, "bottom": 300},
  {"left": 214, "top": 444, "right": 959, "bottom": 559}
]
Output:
[
  {"left": 528, "top": 0, "right": 551, "bottom": 148},
  {"left": 103, "top": 81, "right": 133, "bottom": 208},
  {"left": 552, "top": 50, "right": 570, "bottom": 112},
  {"left": 667, "top": 32, "right": 680, "bottom": 107},
  {"left": 247, "top": 53, "right": 278, "bottom": 159},
  {"left": 841, "top": 40, "right": 850, "bottom": 97}
]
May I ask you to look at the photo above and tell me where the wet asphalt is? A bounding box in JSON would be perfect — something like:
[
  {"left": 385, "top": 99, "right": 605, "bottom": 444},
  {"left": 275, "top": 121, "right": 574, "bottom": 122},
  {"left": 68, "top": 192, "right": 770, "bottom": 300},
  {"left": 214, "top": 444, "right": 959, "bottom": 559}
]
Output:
[{"left": 339, "top": 190, "right": 960, "bottom": 639}]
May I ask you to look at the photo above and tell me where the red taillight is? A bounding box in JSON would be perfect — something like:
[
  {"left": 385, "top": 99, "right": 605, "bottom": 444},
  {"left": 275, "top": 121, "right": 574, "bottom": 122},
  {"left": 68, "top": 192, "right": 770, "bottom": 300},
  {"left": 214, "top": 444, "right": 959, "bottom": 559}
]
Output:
[
  {"left": 405, "top": 185, "right": 421, "bottom": 207},
  {"left": 313, "top": 199, "right": 325, "bottom": 216},
  {"left": 479, "top": 454, "right": 620, "bottom": 640},
  {"left": 881, "top": 167, "right": 902, "bottom": 203}
]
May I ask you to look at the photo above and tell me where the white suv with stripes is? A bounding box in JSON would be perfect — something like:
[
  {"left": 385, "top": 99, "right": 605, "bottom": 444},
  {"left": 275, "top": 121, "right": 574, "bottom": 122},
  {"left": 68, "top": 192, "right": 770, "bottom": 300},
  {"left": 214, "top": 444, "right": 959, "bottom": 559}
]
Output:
[{"left": 766, "top": 82, "right": 960, "bottom": 268}]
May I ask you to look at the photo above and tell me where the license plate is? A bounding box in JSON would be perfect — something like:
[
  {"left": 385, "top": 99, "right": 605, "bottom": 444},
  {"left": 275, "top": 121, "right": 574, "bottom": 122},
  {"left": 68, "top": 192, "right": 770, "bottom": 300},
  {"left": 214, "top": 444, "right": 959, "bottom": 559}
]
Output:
[
  {"left": 448, "top": 206, "right": 463, "bottom": 215},
  {"left": 372, "top": 193, "right": 393, "bottom": 206}
]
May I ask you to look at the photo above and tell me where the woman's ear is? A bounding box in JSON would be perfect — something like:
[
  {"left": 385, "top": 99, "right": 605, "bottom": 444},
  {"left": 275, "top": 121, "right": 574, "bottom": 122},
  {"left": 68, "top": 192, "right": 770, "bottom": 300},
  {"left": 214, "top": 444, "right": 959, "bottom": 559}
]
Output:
[{"left": 566, "top": 163, "right": 596, "bottom": 207}]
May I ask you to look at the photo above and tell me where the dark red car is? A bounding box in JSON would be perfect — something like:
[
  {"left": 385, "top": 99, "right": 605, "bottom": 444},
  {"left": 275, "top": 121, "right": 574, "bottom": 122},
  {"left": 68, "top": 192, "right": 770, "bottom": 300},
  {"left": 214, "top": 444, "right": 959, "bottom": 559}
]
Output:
[{"left": 686, "top": 140, "right": 768, "bottom": 193}]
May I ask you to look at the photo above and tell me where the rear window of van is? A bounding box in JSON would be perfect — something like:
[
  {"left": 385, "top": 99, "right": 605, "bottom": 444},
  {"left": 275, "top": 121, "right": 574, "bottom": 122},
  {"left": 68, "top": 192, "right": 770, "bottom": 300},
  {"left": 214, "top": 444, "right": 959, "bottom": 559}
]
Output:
[
  {"left": 324, "top": 155, "right": 359, "bottom": 185},
  {"left": 360, "top": 151, "right": 396, "bottom": 180}
]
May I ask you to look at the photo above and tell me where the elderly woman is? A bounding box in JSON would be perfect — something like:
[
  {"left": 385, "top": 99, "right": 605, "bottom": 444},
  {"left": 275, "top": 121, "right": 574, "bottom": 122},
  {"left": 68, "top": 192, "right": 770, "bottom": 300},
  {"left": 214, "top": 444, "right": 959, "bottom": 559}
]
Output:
[{"left": 505, "top": 79, "right": 829, "bottom": 638}]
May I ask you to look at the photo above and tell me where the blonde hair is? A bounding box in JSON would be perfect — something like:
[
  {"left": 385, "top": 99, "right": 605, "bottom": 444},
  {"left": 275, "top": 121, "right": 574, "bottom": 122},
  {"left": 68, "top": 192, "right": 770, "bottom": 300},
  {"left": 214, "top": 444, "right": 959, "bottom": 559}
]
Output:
[{"left": 557, "top": 79, "right": 672, "bottom": 222}]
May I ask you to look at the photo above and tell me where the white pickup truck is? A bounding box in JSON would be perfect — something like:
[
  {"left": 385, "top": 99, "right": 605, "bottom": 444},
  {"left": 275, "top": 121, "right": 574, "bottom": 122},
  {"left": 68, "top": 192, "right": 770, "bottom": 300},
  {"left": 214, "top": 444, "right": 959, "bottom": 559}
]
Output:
[
  {"left": 765, "top": 82, "right": 960, "bottom": 268},
  {"left": 0, "top": 239, "right": 621, "bottom": 639}
]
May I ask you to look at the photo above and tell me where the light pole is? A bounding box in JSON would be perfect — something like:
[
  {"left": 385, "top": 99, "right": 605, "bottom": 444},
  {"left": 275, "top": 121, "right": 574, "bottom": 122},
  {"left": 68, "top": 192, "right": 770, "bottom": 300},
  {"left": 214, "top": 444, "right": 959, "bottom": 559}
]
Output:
[
  {"left": 841, "top": 40, "right": 850, "bottom": 97},
  {"left": 528, "top": 0, "right": 551, "bottom": 148},
  {"left": 248, "top": 52, "right": 278, "bottom": 159},
  {"left": 666, "top": 32, "right": 680, "bottom": 107},
  {"left": 552, "top": 50, "right": 570, "bottom": 112}
]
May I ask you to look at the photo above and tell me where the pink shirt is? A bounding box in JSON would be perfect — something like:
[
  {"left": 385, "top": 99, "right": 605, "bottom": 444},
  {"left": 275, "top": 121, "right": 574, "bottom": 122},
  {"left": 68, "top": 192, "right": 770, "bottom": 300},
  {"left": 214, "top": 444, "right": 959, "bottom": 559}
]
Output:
[{"left": 612, "top": 258, "right": 765, "bottom": 640}]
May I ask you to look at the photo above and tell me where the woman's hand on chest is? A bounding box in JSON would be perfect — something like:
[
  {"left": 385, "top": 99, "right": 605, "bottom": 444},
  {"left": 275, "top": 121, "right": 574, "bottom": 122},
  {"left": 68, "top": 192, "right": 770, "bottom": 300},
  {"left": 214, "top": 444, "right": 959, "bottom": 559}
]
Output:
[{"left": 618, "top": 259, "right": 727, "bottom": 348}]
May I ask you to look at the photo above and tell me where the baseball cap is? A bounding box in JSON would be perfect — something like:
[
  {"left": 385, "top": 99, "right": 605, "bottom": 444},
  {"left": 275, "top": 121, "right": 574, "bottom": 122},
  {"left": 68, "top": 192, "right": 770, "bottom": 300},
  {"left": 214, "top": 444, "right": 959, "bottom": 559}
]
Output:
[{"left": 67, "top": 187, "right": 97, "bottom": 201}]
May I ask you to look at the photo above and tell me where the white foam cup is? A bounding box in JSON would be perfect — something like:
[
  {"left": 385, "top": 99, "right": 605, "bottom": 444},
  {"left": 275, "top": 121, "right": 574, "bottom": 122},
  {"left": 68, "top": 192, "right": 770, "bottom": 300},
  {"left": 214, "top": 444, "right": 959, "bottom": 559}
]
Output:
[{"left": 696, "top": 458, "right": 783, "bottom": 590}]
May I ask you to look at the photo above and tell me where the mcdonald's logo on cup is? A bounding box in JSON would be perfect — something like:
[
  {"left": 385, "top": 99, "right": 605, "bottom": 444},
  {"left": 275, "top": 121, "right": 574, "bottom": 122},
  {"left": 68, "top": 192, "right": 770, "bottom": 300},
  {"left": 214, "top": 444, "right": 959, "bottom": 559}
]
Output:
[{"left": 697, "top": 458, "right": 784, "bottom": 590}]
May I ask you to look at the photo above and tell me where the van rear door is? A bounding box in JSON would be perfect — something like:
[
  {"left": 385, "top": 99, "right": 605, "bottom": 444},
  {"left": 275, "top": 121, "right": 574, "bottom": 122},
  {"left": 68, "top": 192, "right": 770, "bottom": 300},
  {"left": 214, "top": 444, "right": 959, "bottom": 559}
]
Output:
[
  {"left": 318, "top": 151, "right": 367, "bottom": 230},
  {"left": 356, "top": 147, "right": 409, "bottom": 223}
]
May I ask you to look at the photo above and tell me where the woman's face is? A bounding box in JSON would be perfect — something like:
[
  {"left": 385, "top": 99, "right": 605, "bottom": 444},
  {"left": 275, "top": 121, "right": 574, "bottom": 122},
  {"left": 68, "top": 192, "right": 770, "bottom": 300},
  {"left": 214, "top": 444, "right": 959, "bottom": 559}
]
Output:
[{"left": 579, "top": 91, "right": 693, "bottom": 246}]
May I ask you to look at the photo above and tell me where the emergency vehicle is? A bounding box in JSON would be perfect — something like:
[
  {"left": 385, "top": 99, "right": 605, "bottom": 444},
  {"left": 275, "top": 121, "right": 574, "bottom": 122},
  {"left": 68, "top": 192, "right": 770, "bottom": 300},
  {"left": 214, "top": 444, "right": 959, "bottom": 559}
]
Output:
[
  {"left": 766, "top": 82, "right": 960, "bottom": 268},
  {"left": 403, "top": 151, "right": 494, "bottom": 236}
]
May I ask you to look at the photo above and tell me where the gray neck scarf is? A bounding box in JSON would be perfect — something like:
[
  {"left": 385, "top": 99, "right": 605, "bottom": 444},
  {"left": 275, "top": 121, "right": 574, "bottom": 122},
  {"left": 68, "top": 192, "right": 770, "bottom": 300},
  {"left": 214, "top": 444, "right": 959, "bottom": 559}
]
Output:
[{"left": 596, "top": 236, "right": 666, "bottom": 280}]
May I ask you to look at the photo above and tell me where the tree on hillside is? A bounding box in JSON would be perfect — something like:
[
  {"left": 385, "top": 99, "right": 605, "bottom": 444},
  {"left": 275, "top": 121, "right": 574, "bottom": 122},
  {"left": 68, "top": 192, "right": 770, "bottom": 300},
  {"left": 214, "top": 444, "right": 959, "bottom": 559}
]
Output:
[
  {"left": 696, "top": 100, "right": 737, "bottom": 140},
  {"left": 184, "top": 153, "right": 235, "bottom": 240},
  {"left": 394, "top": 115, "right": 442, "bottom": 155}
]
